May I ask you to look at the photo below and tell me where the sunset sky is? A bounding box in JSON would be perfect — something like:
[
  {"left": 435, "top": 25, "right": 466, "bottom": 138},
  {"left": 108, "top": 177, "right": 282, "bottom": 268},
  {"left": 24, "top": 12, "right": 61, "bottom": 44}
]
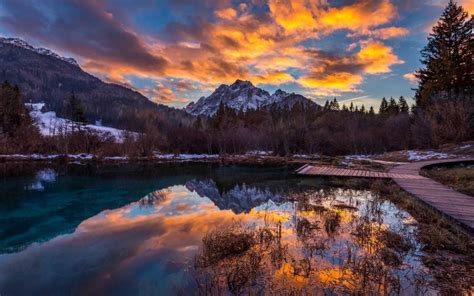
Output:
[{"left": 1, "top": 0, "right": 472, "bottom": 109}]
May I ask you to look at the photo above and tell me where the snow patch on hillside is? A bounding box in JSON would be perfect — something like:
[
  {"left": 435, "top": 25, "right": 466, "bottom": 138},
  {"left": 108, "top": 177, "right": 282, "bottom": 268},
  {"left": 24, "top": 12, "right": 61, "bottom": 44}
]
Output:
[
  {"left": 26, "top": 103, "right": 135, "bottom": 142},
  {"left": 1, "top": 37, "right": 79, "bottom": 67}
]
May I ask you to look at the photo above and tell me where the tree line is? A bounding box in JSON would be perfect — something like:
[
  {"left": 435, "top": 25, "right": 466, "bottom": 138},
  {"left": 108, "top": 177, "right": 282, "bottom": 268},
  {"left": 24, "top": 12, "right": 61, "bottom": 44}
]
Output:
[{"left": 0, "top": 0, "right": 472, "bottom": 158}]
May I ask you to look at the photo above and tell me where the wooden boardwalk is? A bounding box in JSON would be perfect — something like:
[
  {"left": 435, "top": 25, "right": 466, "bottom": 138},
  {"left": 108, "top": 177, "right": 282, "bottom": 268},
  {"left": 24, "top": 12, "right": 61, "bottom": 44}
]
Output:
[{"left": 296, "top": 158, "right": 474, "bottom": 231}]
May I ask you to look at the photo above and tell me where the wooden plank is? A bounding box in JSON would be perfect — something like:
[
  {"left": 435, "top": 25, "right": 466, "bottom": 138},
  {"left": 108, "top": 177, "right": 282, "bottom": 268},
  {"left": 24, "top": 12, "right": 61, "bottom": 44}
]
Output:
[
  {"left": 389, "top": 158, "right": 474, "bottom": 231},
  {"left": 297, "top": 158, "right": 474, "bottom": 232}
]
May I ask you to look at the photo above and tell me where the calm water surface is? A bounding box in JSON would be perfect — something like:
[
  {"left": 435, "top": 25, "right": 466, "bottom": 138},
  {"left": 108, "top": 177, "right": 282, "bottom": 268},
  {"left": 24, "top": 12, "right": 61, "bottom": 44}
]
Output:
[{"left": 0, "top": 163, "right": 439, "bottom": 295}]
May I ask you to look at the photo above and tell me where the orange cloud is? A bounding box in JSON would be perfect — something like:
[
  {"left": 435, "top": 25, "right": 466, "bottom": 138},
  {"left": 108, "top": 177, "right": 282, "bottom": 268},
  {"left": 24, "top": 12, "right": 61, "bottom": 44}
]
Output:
[
  {"left": 357, "top": 41, "right": 404, "bottom": 74},
  {"left": 268, "top": 0, "right": 321, "bottom": 33},
  {"left": 319, "top": 0, "right": 398, "bottom": 32},
  {"left": 65, "top": 0, "right": 407, "bottom": 103},
  {"left": 253, "top": 71, "right": 295, "bottom": 85},
  {"left": 299, "top": 72, "right": 363, "bottom": 92}
]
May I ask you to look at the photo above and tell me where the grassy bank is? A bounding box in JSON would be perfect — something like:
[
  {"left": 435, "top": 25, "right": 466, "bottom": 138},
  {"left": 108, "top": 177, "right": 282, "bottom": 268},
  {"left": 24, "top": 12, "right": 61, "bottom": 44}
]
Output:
[
  {"left": 422, "top": 165, "right": 474, "bottom": 197},
  {"left": 372, "top": 180, "right": 474, "bottom": 294}
]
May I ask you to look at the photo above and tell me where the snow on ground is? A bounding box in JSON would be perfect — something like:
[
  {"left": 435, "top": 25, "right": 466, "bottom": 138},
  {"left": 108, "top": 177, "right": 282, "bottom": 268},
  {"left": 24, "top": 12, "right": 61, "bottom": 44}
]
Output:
[
  {"left": 0, "top": 154, "right": 60, "bottom": 160},
  {"left": 404, "top": 150, "right": 454, "bottom": 161},
  {"left": 343, "top": 151, "right": 457, "bottom": 164},
  {"left": 344, "top": 154, "right": 373, "bottom": 161},
  {"left": 26, "top": 103, "right": 136, "bottom": 142},
  {"left": 345, "top": 151, "right": 455, "bottom": 162},
  {"left": 245, "top": 150, "right": 273, "bottom": 156},
  {"left": 293, "top": 154, "right": 320, "bottom": 159},
  {"left": 153, "top": 153, "right": 220, "bottom": 160},
  {"left": 0, "top": 153, "right": 94, "bottom": 160}
]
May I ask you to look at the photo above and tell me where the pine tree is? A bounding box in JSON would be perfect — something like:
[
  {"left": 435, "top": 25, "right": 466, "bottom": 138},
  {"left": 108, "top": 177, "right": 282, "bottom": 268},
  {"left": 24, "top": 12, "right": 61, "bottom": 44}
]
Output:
[
  {"left": 360, "top": 105, "right": 366, "bottom": 113},
  {"left": 68, "top": 93, "right": 87, "bottom": 131},
  {"left": 323, "top": 100, "right": 330, "bottom": 111},
  {"left": 330, "top": 98, "right": 340, "bottom": 110},
  {"left": 415, "top": 0, "right": 473, "bottom": 108},
  {"left": 342, "top": 104, "right": 348, "bottom": 111},
  {"left": 369, "top": 106, "right": 375, "bottom": 115},
  {"left": 379, "top": 97, "right": 388, "bottom": 114},
  {"left": 349, "top": 102, "right": 354, "bottom": 112},
  {"left": 398, "top": 96, "right": 409, "bottom": 113},
  {"left": 388, "top": 97, "right": 400, "bottom": 115},
  {"left": 0, "top": 81, "right": 32, "bottom": 136}
]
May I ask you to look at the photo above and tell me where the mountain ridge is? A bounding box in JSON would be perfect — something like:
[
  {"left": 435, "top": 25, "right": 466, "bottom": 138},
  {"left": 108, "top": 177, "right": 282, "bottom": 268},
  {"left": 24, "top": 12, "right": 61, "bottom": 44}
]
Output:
[
  {"left": 0, "top": 37, "right": 79, "bottom": 67},
  {"left": 0, "top": 37, "right": 190, "bottom": 131},
  {"left": 185, "top": 79, "right": 318, "bottom": 117}
]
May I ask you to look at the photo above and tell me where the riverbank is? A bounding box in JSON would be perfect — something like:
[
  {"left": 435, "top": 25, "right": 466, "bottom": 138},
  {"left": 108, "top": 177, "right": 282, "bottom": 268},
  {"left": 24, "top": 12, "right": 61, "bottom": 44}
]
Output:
[{"left": 2, "top": 143, "right": 473, "bottom": 170}]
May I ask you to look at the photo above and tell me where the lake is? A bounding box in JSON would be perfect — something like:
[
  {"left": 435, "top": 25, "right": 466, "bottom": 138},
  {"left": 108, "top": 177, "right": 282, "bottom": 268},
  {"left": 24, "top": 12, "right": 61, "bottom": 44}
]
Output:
[{"left": 0, "top": 163, "right": 456, "bottom": 295}]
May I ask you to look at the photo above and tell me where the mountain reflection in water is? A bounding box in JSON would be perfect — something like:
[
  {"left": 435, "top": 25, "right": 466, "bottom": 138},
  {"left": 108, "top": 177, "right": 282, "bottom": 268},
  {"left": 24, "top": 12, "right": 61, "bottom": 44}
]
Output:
[{"left": 0, "top": 172, "right": 436, "bottom": 295}]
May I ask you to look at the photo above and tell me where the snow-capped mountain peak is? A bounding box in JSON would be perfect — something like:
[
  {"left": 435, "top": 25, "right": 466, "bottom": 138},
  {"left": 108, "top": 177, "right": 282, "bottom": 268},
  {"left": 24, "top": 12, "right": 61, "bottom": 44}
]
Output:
[
  {"left": 185, "top": 80, "right": 317, "bottom": 116},
  {"left": 0, "top": 37, "right": 79, "bottom": 67}
]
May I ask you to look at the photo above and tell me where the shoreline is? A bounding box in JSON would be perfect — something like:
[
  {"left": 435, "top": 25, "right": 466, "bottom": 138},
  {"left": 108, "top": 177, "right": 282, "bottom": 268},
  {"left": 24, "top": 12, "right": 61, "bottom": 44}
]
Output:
[{"left": 0, "top": 153, "right": 320, "bottom": 166}]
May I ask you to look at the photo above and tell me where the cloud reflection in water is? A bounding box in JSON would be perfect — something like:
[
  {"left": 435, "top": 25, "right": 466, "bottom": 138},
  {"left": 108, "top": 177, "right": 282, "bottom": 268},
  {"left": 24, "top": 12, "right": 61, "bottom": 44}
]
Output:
[{"left": 0, "top": 181, "right": 431, "bottom": 295}]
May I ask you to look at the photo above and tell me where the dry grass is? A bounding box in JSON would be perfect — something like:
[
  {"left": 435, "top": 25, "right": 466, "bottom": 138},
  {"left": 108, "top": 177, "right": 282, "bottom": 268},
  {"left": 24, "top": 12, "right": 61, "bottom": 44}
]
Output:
[
  {"left": 422, "top": 165, "right": 474, "bottom": 196},
  {"left": 195, "top": 223, "right": 256, "bottom": 268},
  {"left": 371, "top": 180, "right": 474, "bottom": 294},
  {"left": 194, "top": 222, "right": 287, "bottom": 295}
]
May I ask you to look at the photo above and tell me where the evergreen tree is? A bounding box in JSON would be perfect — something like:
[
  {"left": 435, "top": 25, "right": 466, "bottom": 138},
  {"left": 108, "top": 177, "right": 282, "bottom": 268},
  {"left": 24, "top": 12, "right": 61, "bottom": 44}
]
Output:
[
  {"left": 68, "top": 93, "right": 87, "bottom": 126},
  {"left": 398, "top": 96, "right": 409, "bottom": 113},
  {"left": 360, "top": 105, "right": 366, "bottom": 113},
  {"left": 415, "top": 0, "right": 473, "bottom": 108},
  {"left": 342, "top": 104, "right": 348, "bottom": 111},
  {"left": 369, "top": 106, "right": 375, "bottom": 115},
  {"left": 349, "top": 102, "right": 354, "bottom": 112},
  {"left": 330, "top": 98, "right": 340, "bottom": 110},
  {"left": 379, "top": 97, "right": 388, "bottom": 114},
  {"left": 354, "top": 105, "right": 359, "bottom": 112},
  {"left": 388, "top": 97, "right": 400, "bottom": 115},
  {"left": 0, "top": 81, "right": 32, "bottom": 136},
  {"left": 323, "top": 100, "right": 330, "bottom": 111}
]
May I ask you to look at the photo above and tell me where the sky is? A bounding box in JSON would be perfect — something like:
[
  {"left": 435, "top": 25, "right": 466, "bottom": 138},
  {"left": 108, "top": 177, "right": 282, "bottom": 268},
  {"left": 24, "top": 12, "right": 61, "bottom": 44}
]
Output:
[{"left": 0, "top": 0, "right": 472, "bottom": 109}]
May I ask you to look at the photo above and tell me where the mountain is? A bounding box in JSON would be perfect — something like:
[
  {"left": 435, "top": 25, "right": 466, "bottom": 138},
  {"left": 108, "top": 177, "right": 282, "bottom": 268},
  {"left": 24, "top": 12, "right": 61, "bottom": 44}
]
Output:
[
  {"left": 1, "top": 38, "right": 80, "bottom": 67},
  {"left": 0, "top": 37, "right": 190, "bottom": 131},
  {"left": 185, "top": 179, "right": 286, "bottom": 213},
  {"left": 185, "top": 79, "right": 318, "bottom": 117}
]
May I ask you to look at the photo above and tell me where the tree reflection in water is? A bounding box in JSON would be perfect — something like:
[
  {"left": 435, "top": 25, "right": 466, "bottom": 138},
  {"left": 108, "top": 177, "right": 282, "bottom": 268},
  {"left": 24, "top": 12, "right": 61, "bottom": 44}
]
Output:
[{"left": 193, "top": 187, "right": 433, "bottom": 295}]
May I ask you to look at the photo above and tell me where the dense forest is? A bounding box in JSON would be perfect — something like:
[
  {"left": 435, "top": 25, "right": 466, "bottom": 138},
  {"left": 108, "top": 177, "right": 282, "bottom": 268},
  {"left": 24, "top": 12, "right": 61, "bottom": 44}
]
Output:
[{"left": 0, "top": 1, "right": 472, "bottom": 158}]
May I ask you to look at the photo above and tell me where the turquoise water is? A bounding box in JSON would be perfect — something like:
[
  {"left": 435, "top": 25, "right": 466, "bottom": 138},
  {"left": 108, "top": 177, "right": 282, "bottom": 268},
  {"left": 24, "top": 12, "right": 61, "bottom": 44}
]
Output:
[
  {"left": 0, "top": 163, "right": 294, "bottom": 252},
  {"left": 0, "top": 163, "right": 443, "bottom": 295}
]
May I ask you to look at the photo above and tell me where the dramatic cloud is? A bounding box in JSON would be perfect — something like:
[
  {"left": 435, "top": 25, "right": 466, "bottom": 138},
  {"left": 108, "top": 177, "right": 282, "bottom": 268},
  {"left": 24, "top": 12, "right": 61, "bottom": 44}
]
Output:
[
  {"left": 1, "top": 0, "right": 446, "bottom": 106},
  {"left": 357, "top": 41, "right": 404, "bottom": 74}
]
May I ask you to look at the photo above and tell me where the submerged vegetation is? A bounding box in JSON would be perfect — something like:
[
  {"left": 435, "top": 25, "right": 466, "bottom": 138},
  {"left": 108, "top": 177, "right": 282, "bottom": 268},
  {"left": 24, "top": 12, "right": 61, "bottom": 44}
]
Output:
[
  {"left": 1, "top": 162, "right": 473, "bottom": 294},
  {"left": 193, "top": 179, "right": 474, "bottom": 295},
  {"left": 372, "top": 180, "right": 474, "bottom": 294}
]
